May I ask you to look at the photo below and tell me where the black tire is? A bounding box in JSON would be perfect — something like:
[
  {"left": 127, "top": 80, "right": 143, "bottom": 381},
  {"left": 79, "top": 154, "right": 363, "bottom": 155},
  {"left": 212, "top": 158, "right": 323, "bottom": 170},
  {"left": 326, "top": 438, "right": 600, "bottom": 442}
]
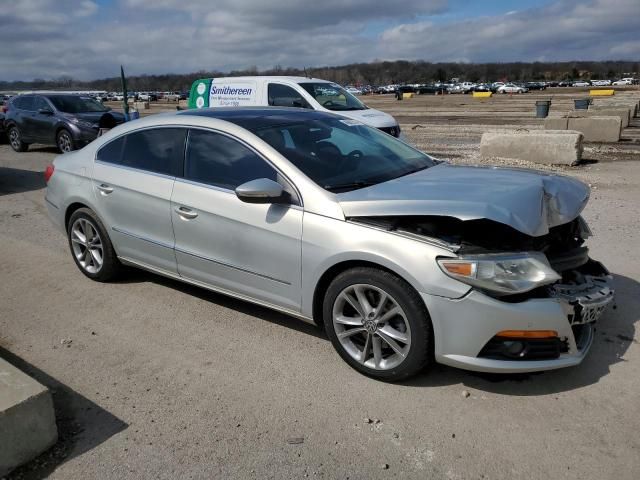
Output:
[
  {"left": 8, "top": 126, "right": 28, "bottom": 152},
  {"left": 67, "top": 208, "right": 121, "bottom": 282},
  {"left": 323, "top": 267, "right": 433, "bottom": 381},
  {"left": 57, "top": 128, "right": 76, "bottom": 153}
]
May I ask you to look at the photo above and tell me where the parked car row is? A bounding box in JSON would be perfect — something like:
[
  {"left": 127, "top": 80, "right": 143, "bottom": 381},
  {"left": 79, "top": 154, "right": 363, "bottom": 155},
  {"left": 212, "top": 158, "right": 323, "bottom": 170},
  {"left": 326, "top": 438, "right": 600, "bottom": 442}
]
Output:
[
  {"left": 101, "top": 91, "right": 189, "bottom": 102},
  {"left": 348, "top": 77, "right": 638, "bottom": 96}
]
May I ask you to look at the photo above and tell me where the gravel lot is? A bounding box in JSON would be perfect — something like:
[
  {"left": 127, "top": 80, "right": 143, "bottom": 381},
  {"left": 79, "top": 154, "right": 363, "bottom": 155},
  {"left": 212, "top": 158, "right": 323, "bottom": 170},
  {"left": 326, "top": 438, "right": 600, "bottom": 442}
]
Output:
[{"left": 1, "top": 91, "right": 639, "bottom": 479}]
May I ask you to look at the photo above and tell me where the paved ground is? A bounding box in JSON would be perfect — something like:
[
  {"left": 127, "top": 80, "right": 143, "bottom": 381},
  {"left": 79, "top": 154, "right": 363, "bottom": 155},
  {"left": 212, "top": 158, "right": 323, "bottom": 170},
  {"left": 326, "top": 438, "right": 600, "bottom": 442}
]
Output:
[{"left": 1, "top": 92, "right": 639, "bottom": 479}]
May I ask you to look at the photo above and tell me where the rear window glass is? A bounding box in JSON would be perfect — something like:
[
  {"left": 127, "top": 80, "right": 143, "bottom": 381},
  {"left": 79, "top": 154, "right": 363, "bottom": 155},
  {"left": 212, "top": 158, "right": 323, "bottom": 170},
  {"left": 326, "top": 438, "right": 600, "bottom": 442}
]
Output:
[
  {"left": 97, "top": 128, "right": 186, "bottom": 177},
  {"left": 13, "top": 96, "right": 35, "bottom": 111}
]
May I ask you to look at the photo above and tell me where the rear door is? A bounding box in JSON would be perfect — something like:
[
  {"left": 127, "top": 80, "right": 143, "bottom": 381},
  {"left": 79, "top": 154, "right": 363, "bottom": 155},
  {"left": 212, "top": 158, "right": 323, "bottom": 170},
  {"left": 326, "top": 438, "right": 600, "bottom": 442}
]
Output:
[
  {"left": 171, "top": 128, "right": 303, "bottom": 312},
  {"left": 92, "top": 127, "right": 186, "bottom": 273},
  {"left": 12, "top": 96, "right": 36, "bottom": 142}
]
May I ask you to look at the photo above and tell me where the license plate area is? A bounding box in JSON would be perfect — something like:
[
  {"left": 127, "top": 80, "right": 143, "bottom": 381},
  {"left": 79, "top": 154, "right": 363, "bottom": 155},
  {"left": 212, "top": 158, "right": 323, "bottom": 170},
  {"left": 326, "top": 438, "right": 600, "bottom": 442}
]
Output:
[{"left": 547, "top": 273, "right": 614, "bottom": 325}]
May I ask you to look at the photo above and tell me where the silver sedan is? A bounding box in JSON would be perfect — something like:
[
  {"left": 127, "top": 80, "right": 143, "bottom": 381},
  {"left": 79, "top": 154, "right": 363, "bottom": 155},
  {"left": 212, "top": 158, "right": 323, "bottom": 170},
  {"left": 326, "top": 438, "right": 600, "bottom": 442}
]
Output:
[{"left": 45, "top": 107, "right": 614, "bottom": 381}]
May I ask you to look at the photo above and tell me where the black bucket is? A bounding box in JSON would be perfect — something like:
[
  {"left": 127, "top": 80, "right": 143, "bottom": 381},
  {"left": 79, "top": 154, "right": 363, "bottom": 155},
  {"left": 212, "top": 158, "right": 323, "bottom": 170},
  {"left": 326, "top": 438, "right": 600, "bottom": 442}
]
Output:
[
  {"left": 535, "top": 100, "right": 551, "bottom": 118},
  {"left": 574, "top": 98, "right": 591, "bottom": 110}
]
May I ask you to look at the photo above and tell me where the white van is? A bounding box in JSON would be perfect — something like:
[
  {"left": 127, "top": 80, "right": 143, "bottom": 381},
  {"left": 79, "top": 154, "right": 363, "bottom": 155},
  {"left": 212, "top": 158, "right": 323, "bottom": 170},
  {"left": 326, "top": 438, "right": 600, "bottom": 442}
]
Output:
[{"left": 188, "top": 76, "right": 401, "bottom": 137}]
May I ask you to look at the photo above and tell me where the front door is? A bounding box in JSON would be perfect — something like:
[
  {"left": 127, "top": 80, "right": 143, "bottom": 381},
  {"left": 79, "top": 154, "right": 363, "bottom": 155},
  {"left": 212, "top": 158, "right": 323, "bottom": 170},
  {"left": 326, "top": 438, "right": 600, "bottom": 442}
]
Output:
[
  {"left": 171, "top": 128, "right": 303, "bottom": 312},
  {"left": 92, "top": 127, "right": 186, "bottom": 273},
  {"left": 30, "top": 97, "right": 58, "bottom": 143}
]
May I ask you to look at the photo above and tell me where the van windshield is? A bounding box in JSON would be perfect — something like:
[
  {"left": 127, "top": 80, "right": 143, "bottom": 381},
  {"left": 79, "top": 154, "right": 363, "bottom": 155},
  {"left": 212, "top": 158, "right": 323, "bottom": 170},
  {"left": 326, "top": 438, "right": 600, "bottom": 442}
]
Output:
[{"left": 299, "top": 83, "right": 367, "bottom": 111}]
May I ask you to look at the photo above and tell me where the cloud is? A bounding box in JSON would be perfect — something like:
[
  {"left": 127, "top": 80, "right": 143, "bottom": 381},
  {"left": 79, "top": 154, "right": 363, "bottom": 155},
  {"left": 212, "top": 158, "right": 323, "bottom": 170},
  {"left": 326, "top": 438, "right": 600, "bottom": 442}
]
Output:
[
  {"left": 0, "top": 0, "right": 638, "bottom": 81},
  {"left": 378, "top": 0, "right": 640, "bottom": 62}
]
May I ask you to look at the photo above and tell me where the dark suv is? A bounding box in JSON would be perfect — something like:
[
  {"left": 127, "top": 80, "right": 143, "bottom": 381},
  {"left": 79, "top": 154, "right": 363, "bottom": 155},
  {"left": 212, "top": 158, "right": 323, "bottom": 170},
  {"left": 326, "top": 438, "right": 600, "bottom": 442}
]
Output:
[{"left": 4, "top": 94, "right": 125, "bottom": 153}]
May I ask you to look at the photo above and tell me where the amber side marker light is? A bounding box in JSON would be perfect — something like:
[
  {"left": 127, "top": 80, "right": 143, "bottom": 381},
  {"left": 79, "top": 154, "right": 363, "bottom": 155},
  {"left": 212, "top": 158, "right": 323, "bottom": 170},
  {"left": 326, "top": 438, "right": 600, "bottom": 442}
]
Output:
[
  {"left": 496, "top": 330, "right": 558, "bottom": 339},
  {"left": 440, "top": 261, "right": 475, "bottom": 277}
]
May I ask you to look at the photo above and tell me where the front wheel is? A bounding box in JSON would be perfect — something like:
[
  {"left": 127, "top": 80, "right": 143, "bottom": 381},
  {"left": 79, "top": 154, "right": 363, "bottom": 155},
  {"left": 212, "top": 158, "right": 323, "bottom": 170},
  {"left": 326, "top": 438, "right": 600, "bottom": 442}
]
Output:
[
  {"left": 57, "top": 129, "right": 76, "bottom": 153},
  {"left": 323, "top": 267, "right": 433, "bottom": 381}
]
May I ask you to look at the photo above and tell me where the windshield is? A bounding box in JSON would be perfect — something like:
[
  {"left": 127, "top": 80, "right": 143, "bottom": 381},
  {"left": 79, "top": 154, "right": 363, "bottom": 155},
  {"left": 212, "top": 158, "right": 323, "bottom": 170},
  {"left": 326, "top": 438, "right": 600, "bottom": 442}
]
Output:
[
  {"left": 48, "top": 96, "right": 108, "bottom": 113},
  {"left": 299, "top": 83, "right": 367, "bottom": 111},
  {"left": 254, "top": 118, "right": 434, "bottom": 192}
]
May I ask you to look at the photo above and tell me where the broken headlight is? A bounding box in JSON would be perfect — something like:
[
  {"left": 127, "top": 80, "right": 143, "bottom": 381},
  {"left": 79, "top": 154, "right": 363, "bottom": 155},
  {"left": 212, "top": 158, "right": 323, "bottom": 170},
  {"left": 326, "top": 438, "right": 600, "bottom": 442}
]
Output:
[{"left": 437, "top": 252, "right": 561, "bottom": 295}]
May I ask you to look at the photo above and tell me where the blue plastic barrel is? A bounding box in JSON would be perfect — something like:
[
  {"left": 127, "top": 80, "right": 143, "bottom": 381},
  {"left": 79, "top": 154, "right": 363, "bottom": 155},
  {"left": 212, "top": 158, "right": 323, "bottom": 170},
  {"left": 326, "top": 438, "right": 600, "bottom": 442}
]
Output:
[
  {"left": 535, "top": 100, "right": 551, "bottom": 118},
  {"left": 574, "top": 98, "right": 591, "bottom": 110}
]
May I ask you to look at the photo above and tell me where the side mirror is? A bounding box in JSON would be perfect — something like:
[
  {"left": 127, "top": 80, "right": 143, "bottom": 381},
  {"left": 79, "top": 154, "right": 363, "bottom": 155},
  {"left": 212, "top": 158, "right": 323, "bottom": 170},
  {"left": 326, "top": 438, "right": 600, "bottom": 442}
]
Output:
[
  {"left": 38, "top": 108, "right": 53, "bottom": 115},
  {"left": 235, "top": 178, "right": 287, "bottom": 204}
]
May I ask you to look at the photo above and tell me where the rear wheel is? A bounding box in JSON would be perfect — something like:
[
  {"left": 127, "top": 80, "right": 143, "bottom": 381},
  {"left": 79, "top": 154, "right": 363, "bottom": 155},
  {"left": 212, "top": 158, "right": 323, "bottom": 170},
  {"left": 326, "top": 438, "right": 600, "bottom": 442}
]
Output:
[
  {"left": 8, "top": 126, "right": 28, "bottom": 152},
  {"left": 323, "top": 267, "right": 433, "bottom": 381},
  {"left": 57, "top": 129, "right": 76, "bottom": 153},
  {"left": 67, "top": 208, "right": 121, "bottom": 282}
]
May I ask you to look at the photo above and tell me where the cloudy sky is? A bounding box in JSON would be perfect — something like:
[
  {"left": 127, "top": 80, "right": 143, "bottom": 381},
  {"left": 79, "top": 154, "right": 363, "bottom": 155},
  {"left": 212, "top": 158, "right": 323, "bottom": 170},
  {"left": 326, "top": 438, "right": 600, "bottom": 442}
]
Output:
[{"left": 0, "top": 0, "right": 638, "bottom": 81}]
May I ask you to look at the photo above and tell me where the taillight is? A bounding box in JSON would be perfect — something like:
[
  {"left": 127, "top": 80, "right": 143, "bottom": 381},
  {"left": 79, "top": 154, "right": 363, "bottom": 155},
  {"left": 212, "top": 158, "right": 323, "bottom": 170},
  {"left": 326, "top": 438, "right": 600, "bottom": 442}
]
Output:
[
  {"left": 44, "top": 164, "right": 55, "bottom": 183},
  {"left": 1, "top": 106, "right": 7, "bottom": 113}
]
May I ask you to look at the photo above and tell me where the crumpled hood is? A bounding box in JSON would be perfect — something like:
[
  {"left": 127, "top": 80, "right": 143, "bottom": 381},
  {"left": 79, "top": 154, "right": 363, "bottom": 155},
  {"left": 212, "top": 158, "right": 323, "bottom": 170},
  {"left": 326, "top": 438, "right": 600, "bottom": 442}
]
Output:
[{"left": 337, "top": 164, "right": 590, "bottom": 237}]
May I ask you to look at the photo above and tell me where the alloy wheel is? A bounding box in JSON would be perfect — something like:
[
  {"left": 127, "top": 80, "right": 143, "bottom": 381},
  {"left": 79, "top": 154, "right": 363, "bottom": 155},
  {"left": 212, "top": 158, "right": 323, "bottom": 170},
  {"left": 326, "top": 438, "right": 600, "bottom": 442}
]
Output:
[
  {"left": 70, "top": 218, "right": 104, "bottom": 274},
  {"left": 9, "top": 128, "right": 21, "bottom": 150},
  {"left": 58, "top": 131, "right": 73, "bottom": 152},
  {"left": 332, "top": 284, "right": 411, "bottom": 370}
]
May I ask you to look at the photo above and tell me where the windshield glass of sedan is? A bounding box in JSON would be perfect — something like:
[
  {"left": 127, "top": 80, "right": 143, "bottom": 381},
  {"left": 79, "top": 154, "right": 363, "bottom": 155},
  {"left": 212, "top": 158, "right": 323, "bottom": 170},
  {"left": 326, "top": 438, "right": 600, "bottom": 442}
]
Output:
[
  {"left": 299, "top": 83, "right": 367, "bottom": 111},
  {"left": 254, "top": 118, "right": 434, "bottom": 192},
  {"left": 49, "top": 96, "right": 108, "bottom": 113}
]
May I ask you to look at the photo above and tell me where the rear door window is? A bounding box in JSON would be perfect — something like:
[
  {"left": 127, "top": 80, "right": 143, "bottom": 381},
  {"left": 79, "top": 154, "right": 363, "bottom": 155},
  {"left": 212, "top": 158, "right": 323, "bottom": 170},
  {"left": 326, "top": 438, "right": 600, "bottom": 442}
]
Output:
[
  {"left": 267, "top": 84, "right": 310, "bottom": 109},
  {"left": 14, "top": 96, "right": 35, "bottom": 111},
  {"left": 96, "top": 128, "right": 186, "bottom": 177}
]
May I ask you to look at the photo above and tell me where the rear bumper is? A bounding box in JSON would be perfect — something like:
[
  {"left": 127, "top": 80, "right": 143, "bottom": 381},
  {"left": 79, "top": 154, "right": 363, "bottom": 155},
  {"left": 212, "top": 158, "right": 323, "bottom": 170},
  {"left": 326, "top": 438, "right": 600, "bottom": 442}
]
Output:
[{"left": 421, "top": 267, "right": 614, "bottom": 373}]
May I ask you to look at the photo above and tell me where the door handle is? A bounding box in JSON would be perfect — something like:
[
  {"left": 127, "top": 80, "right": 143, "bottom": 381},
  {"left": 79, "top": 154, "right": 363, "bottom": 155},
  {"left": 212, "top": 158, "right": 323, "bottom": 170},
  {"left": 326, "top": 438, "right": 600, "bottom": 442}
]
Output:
[
  {"left": 97, "top": 184, "right": 114, "bottom": 194},
  {"left": 175, "top": 206, "right": 198, "bottom": 219}
]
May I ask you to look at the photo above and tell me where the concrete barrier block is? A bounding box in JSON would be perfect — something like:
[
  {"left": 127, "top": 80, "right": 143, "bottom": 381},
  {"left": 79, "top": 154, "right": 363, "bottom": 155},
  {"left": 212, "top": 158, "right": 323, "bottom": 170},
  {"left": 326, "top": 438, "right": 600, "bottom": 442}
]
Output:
[
  {"left": 601, "top": 102, "right": 638, "bottom": 117},
  {"left": 544, "top": 116, "right": 568, "bottom": 130},
  {"left": 480, "top": 130, "right": 583, "bottom": 166},
  {"left": 567, "top": 116, "right": 621, "bottom": 142},
  {"left": 574, "top": 108, "right": 630, "bottom": 128},
  {"left": 589, "top": 104, "right": 632, "bottom": 120},
  {"left": 134, "top": 101, "right": 150, "bottom": 110},
  {"left": 0, "top": 358, "right": 58, "bottom": 477},
  {"left": 473, "top": 91, "right": 492, "bottom": 98}
]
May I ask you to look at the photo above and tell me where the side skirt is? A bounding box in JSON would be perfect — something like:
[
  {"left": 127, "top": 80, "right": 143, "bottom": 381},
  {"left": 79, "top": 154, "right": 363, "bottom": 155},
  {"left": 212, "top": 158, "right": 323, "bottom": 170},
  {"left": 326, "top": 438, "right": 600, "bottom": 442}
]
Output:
[{"left": 117, "top": 256, "right": 315, "bottom": 324}]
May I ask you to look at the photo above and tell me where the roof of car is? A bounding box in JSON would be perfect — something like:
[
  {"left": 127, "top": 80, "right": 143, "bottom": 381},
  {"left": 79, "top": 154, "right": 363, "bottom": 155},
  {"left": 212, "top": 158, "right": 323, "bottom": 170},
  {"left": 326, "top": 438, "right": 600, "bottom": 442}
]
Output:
[{"left": 177, "top": 107, "right": 340, "bottom": 131}]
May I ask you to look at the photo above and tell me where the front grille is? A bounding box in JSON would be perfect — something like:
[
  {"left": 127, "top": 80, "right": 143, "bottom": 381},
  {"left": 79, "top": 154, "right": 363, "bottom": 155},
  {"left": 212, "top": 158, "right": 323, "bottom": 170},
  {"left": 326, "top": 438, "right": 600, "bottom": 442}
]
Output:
[
  {"left": 478, "top": 336, "right": 567, "bottom": 361},
  {"left": 379, "top": 126, "right": 400, "bottom": 137}
]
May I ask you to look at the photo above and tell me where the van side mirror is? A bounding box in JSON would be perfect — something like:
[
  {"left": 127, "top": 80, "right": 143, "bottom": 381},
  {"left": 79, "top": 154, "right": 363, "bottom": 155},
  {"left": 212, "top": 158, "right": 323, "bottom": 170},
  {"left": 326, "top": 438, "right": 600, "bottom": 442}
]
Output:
[
  {"left": 38, "top": 108, "right": 53, "bottom": 115},
  {"left": 235, "top": 178, "right": 288, "bottom": 204}
]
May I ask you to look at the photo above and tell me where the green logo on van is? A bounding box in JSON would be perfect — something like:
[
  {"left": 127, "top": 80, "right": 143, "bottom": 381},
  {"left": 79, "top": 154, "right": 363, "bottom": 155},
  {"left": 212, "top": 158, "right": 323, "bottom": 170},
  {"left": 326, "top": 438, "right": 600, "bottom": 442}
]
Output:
[{"left": 188, "top": 78, "right": 212, "bottom": 109}]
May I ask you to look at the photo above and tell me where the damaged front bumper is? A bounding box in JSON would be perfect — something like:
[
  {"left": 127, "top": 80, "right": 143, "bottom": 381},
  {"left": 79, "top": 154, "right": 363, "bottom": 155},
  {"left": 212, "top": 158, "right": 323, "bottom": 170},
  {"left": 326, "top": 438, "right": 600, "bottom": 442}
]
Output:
[{"left": 421, "top": 260, "right": 614, "bottom": 373}]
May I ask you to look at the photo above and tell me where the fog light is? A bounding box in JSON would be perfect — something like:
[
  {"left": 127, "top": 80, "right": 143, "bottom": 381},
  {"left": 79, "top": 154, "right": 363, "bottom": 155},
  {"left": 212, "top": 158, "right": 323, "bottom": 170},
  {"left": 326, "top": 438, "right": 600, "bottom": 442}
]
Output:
[{"left": 503, "top": 340, "right": 526, "bottom": 357}]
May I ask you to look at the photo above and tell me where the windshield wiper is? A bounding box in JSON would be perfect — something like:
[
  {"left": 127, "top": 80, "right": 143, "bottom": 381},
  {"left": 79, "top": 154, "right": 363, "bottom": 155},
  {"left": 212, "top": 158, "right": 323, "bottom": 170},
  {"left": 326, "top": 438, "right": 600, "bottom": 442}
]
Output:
[{"left": 324, "top": 180, "right": 377, "bottom": 192}]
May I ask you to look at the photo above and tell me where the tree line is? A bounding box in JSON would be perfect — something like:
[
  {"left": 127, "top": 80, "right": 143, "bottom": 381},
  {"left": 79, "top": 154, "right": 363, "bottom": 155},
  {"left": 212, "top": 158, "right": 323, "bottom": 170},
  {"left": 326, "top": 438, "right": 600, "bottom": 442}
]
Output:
[{"left": 2, "top": 60, "right": 638, "bottom": 92}]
